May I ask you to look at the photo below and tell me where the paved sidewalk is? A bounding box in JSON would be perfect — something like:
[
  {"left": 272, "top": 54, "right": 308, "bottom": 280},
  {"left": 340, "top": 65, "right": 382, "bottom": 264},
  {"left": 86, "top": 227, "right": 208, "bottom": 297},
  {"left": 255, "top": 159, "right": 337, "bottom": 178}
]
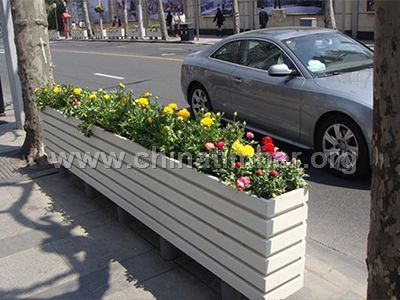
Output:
[{"left": 0, "top": 108, "right": 367, "bottom": 299}]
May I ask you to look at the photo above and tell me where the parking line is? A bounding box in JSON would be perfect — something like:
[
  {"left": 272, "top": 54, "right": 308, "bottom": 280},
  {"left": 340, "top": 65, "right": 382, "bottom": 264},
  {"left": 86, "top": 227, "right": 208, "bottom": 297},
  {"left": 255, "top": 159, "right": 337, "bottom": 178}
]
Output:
[
  {"left": 52, "top": 48, "right": 183, "bottom": 62},
  {"left": 94, "top": 73, "right": 125, "bottom": 80}
]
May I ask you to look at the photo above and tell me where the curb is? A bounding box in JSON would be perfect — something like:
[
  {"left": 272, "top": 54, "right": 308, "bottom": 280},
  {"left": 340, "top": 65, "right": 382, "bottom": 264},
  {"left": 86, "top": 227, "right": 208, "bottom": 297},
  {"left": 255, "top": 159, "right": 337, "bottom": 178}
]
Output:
[
  {"left": 57, "top": 38, "right": 216, "bottom": 46},
  {"left": 305, "top": 238, "right": 367, "bottom": 298}
]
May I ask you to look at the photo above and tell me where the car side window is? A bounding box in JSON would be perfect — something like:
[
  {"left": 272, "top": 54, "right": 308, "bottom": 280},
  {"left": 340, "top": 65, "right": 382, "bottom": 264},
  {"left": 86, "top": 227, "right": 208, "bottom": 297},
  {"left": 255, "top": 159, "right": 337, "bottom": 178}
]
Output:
[
  {"left": 241, "top": 40, "right": 295, "bottom": 71},
  {"left": 211, "top": 41, "right": 242, "bottom": 64}
]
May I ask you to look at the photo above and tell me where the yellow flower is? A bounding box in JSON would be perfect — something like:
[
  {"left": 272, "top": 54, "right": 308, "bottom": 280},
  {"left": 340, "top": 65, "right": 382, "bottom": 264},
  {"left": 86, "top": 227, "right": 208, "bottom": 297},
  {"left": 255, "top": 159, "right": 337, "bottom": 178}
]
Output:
[
  {"left": 232, "top": 140, "right": 254, "bottom": 158},
  {"left": 177, "top": 108, "right": 190, "bottom": 121},
  {"left": 167, "top": 103, "right": 178, "bottom": 110},
  {"left": 240, "top": 145, "right": 255, "bottom": 157},
  {"left": 200, "top": 117, "right": 214, "bottom": 127},
  {"left": 163, "top": 106, "right": 174, "bottom": 115},
  {"left": 104, "top": 94, "right": 110, "bottom": 101},
  {"left": 143, "top": 92, "right": 152, "bottom": 98},
  {"left": 120, "top": 97, "right": 128, "bottom": 105},
  {"left": 163, "top": 125, "right": 170, "bottom": 131},
  {"left": 204, "top": 112, "right": 212, "bottom": 118},
  {"left": 177, "top": 116, "right": 184, "bottom": 121},
  {"left": 147, "top": 117, "right": 153, "bottom": 124},
  {"left": 52, "top": 85, "right": 60, "bottom": 94},
  {"left": 34, "top": 87, "right": 39, "bottom": 93},
  {"left": 73, "top": 88, "right": 82, "bottom": 95},
  {"left": 43, "top": 87, "right": 48, "bottom": 92},
  {"left": 119, "top": 83, "right": 126, "bottom": 89},
  {"left": 135, "top": 97, "right": 150, "bottom": 108},
  {"left": 89, "top": 93, "right": 97, "bottom": 101}
]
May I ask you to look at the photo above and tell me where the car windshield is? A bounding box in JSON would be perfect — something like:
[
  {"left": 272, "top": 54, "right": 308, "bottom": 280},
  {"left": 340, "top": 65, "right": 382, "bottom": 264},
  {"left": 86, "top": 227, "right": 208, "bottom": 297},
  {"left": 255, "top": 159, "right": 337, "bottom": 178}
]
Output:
[{"left": 283, "top": 32, "right": 373, "bottom": 77}]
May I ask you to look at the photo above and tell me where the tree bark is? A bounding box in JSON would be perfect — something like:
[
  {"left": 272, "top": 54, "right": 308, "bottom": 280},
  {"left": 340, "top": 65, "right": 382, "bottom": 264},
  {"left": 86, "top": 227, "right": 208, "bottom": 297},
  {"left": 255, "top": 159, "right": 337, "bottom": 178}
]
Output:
[
  {"left": 137, "top": 0, "right": 145, "bottom": 39},
  {"left": 367, "top": 0, "right": 400, "bottom": 299},
  {"left": 82, "top": 0, "right": 93, "bottom": 38},
  {"left": 324, "top": 0, "right": 337, "bottom": 30},
  {"left": 123, "top": 0, "right": 128, "bottom": 38},
  {"left": 10, "top": 0, "right": 54, "bottom": 165},
  {"left": 156, "top": 0, "right": 168, "bottom": 40},
  {"left": 232, "top": 0, "right": 240, "bottom": 34}
]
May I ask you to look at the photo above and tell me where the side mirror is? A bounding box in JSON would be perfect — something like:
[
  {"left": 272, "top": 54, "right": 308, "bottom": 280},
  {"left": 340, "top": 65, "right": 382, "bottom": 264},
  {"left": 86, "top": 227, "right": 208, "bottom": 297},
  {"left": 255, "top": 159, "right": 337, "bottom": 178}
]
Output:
[{"left": 268, "top": 64, "right": 298, "bottom": 76}]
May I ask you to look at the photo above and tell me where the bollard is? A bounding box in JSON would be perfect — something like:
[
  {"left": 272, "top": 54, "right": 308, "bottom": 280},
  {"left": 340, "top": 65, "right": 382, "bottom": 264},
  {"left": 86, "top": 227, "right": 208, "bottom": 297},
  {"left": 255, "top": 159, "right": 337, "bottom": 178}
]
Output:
[
  {"left": 0, "top": 76, "right": 5, "bottom": 115},
  {"left": 159, "top": 237, "right": 178, "bottom": 260},
  {"left": 116, "top": 206, "right": 131, "bottom": 223}
]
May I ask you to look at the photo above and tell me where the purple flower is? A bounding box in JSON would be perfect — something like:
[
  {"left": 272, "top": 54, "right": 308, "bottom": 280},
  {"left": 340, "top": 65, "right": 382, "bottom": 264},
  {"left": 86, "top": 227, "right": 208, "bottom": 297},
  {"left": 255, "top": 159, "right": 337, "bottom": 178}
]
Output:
[{"left": 273, "top": 151, "right": 288, "bottom": 162}]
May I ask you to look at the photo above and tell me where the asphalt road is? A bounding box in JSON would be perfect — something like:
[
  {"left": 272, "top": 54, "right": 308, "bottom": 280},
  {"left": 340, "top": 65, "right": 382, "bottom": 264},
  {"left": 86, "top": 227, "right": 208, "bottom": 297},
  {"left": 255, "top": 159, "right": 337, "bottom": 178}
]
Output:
[{"left": 0, "top": 40, "right": 371, "bottom": 263}]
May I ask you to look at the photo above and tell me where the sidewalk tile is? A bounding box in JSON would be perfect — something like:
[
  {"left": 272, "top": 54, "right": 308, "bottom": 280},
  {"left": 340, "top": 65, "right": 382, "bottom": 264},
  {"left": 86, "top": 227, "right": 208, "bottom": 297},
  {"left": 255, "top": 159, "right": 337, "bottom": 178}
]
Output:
[
  {"left": 0, "top": 243, "right": 77, "bottom": 298},
  {"left": 50, "top": 223, "right": 153, "bottom": 276}
]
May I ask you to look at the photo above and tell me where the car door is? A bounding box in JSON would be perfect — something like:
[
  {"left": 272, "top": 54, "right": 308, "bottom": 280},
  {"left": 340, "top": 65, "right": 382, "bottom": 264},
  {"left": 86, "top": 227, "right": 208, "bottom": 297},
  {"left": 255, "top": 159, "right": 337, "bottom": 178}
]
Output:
[
  {"left": 230, "top": 39, "right": 305, "bottom": 143},
  {"left": 202, "top": 40, "right": 244, "bottom": 118}
]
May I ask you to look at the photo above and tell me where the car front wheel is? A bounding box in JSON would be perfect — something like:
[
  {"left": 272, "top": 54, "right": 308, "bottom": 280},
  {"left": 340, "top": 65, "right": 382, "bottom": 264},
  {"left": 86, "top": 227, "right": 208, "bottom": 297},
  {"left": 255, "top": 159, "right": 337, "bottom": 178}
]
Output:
[
  {"left": 316, "top": 115, "right": 369, "bottom": 177},
  {"left": 188, "top": 84, "right": 212, "bottom": 118}
]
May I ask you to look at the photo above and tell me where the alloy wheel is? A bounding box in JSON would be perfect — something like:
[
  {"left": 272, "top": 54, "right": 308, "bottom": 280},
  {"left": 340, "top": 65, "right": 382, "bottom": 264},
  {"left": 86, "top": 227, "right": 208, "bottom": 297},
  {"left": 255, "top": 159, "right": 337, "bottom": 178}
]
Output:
[{"left": 191, "top": 88, "right": 210, "bottom": 115}]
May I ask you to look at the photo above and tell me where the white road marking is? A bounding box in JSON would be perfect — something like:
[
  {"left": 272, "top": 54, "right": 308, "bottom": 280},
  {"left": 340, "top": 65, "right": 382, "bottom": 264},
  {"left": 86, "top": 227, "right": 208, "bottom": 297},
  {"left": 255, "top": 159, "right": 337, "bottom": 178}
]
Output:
[
  {"left": 159, "top": 47, "right": 184, "bottom": 51},
  {"left": 161, "top": 53, "right": 176, "bottom": 56},
  {"left": 94, "top": 72, "right": 125, "bottom": 80},
  {"left": 0, "top": 49, "right": 4, "bottom": 54}
]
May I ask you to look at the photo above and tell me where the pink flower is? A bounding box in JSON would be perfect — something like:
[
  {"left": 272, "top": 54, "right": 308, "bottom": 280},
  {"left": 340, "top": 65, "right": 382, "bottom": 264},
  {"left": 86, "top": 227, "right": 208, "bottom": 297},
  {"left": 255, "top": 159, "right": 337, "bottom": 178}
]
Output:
[
  {"left": 273, "top": 151, "right": 288, "bottom": 162},
  {"left": 215, "top": 141, "right": 225, "bottom": 149},
  {"left": 236, "top": 176, "right": 251, "bottom": 191},
  {"left": 291, "top": 157, "right": 297, "bottom": 164},
  {"left": 246, "top": 131, "right": 254, "bottom": 140},
  {"left": 205, "top": 142, "right": 215, "bottom": 152},
  {"left": 235, "top": 162, "right": 242, "bottom": 168},
  {"left": 269, "top": 169, "right": 279, "bottom": 177},
  {"left": 255, "top": 169, "right": 263, "bottom": 176}
]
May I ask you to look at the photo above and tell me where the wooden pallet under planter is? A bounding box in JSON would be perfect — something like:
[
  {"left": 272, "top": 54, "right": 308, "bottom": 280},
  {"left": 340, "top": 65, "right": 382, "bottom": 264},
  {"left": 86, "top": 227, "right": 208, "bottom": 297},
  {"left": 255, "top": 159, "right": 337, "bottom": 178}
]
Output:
[{"left": 41, "top": 107, "right": 308, "bottom": 300}]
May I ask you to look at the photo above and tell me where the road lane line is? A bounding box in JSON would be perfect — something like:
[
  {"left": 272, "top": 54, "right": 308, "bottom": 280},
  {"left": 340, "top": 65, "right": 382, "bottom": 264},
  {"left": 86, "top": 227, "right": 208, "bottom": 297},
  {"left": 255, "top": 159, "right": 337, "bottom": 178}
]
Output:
[
  {"left": 51, "top": 48, "right": 183, "bottom": 62},
  {"left": 94, "top": 73, "right": 125, "bottom": 80}
]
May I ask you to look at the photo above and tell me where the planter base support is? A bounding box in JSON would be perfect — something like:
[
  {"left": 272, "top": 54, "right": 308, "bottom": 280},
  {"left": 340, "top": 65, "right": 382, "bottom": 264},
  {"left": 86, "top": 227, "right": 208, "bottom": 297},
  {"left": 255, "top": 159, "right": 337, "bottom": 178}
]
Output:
[
  {"left": 59, "top": 166, "right": 70, "bottom": 177},
  {"left": 84, "top": 182, "right": 96, "bottom": 199},
  {"left": 221, "top": 281, "right": 243, "bottom": 300},
  {"left": 117, "top": 206, "right": 131, "bottom": 223},
  {"left": 160, "top": 237, "right": 178, "bottom": 260}
]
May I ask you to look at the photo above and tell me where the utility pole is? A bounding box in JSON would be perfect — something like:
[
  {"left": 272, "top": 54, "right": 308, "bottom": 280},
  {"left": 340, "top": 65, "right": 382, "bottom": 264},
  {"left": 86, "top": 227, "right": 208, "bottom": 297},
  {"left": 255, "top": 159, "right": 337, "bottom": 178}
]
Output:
[{"left": 0, "top": 0, "right": 24, "bottom": 129}]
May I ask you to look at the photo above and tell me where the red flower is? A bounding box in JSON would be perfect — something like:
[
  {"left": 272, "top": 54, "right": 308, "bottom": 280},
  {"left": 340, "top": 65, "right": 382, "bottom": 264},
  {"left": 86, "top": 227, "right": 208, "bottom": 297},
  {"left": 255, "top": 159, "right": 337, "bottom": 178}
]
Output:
[
  {"left": 215, "top": 141, "right": 225, "bottom": 149},
  {"left": 262, "top": 136, "right": 273, "bottom": 145},
  {"left": 68, "top": 98, "right": 79, "bottom": 106},
  {"left": 235, "top": 162, "right": 242, "bottom": 168},
  {"left": 261, "top": 142, "right": 275, "bottom": 154},
  {"left": 269, "top": 169, "right": 279, "bottom": 177},
  {"left": 255, "top": 169, "right": 263, "bottom": 176}
]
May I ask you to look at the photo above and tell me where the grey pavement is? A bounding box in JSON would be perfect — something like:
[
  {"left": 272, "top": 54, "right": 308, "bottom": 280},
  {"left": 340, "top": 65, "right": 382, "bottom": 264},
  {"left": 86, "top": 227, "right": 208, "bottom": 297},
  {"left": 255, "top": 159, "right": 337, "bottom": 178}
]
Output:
[{"left": 0, "top": 108, "right": 368, "bottom": 299}]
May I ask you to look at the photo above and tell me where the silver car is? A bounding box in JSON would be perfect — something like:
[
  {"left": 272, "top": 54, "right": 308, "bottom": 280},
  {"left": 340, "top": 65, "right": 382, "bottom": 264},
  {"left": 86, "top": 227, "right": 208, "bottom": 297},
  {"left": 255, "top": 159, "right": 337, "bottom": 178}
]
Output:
[{"left": 181, "top": 27, "right": 373, "bottom": 176}]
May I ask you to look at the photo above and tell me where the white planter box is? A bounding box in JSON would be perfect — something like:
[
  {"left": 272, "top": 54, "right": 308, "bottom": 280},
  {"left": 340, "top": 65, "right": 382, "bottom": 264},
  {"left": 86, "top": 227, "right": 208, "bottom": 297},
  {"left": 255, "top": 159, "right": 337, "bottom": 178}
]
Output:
[
  {"left": 127, "top": 29, "right": 141, "bottom": 39},
  {"left": 106, "top": 28, "right": 125, "bottom": 39},
  {"left": 48, "top": 30, "right": 60, "bottom": 40},
  {"left": 94, "top": 30, "right": 107, "bottom": 39},
  {"left": 71, "top": 30, "right": 88, "bottom": 39},
  {"left": 146, "top": 28, "right": 161, "bottom": 39},
  {"left": 41, "top": 108, "right": 308, "bottom": 300}
]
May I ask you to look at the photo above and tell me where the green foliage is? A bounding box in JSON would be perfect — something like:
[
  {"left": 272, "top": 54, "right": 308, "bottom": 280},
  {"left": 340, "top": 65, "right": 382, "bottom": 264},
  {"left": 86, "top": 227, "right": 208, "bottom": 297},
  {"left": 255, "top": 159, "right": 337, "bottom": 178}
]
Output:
[{"left": 36, "top": 84, "right": 308, "bottom": 199}]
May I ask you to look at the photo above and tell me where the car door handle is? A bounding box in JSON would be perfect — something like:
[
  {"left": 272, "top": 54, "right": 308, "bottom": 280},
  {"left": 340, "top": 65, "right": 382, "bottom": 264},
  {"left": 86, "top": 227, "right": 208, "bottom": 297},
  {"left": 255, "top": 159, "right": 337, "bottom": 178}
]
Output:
[{"left": 232, "top": 77, "right": 242, "bottom": 83}]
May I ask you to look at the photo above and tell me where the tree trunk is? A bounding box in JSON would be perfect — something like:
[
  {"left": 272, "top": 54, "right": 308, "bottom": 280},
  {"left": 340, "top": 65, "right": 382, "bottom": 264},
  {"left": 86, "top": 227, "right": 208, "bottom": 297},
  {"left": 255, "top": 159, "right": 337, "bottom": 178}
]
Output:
[
  {"left": 232, "top": 0, "right": 240, "bottom": 34},
  {"left": 82, "top": 0, "right": 92, "bottom": 38},
  {"left": 156, "top": 0, "right": 168, "bottom": 40},
  {"left": 367, "top": 0, "right": 400, "bottom": 299},
  {"left": 137, "top": 0, "right": 145, "bottom": 39},
  {"left": 324, "top": 0, "right": 337, "bottom": 30},
  {"left": 99, "top": 12, "right": 104, "bottom": 37},
  {"left": 123, "top": 0, "right": 129, "bottom": 38},
  {"left": 10, "top": 0, "right": 54, "bottom": 165}
]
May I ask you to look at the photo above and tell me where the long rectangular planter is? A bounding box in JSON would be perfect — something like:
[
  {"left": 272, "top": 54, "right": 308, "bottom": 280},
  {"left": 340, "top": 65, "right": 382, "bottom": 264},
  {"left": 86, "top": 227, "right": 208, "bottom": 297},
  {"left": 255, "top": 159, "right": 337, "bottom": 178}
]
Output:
[
  {"left": 41, "top": 108, "right": 308, "bottom": 300},
  {"left": 106, "top": 28, "right": 125, "bottom": 39},
  {"left": 71, "top": 30, "right": 88, "bottom": 39},
  {"left": 93, "top": 30, "right": 107, "bottom": 39},
  {"left": 146, "top": 28, "right": 161, "bottom": 39}
]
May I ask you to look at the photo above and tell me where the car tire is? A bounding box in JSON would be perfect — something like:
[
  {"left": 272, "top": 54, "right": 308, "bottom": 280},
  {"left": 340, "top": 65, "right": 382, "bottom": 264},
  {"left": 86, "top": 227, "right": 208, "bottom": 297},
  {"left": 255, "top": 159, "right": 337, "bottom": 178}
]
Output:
[
  {"left": 188, "top": 83, "right": 212, "bottom": 119},
  {"left": 316, "top": 114, "right": 369, "bottom": 177}
]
